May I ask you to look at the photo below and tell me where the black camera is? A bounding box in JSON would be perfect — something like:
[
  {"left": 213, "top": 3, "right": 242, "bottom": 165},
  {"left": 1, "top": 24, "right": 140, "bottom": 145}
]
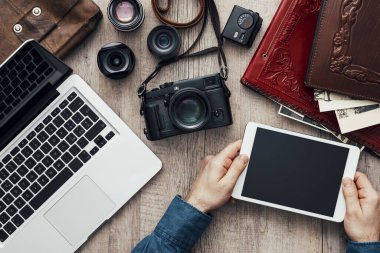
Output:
[
  {"left": 97, "top": 42, "right": 136, "bottom": 79},
  {"left": 141, "top": 74, "right": 233, "bottom": 141},
  {"left": 222, "top": 5, "right": 262, "bottom": 48}
]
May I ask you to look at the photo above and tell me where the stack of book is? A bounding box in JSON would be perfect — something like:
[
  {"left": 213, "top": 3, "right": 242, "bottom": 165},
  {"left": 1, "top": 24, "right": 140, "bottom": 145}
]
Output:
[{"left": 241, "top": 0, "right": 380, "bottom": 157}]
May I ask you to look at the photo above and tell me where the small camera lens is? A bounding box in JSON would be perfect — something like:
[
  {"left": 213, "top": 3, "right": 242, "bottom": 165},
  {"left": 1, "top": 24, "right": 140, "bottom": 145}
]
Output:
[
  {"left": 169, "top": 88, "right": 211, "bottom": 131},
  {"left": 97, "top": 42, "right": 135, "bottom": 79},
  {"left": 147, "top": 25, "right": 181, "bottom": 60},
  {"left": 156, "top": 33, "right": 171, "bottom": 49},
  {"left": 108, "top": 0, "right": 144, "bottom": 32}
]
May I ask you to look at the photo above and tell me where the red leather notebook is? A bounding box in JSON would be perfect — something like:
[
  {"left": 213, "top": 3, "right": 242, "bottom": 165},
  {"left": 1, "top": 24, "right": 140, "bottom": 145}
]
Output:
[{"left": 240, "top": 0, "right": 380, "bottom": 156}]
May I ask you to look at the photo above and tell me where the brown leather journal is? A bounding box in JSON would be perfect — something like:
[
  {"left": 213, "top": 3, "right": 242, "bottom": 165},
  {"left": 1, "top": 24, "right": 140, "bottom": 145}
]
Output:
[
  {"left": 306, "top": 0, "right": 380, "bottom": 102},
  {"left": 0, "top": 0, "right": 102, "bottom": 62},
  {"left": 241, "top": 0, "right": 380, "bottom": 157}
]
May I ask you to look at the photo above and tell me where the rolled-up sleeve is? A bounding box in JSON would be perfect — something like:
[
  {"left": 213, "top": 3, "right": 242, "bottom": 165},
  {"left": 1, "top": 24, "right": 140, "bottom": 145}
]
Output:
[
  {"left": 132, "top": 195, "right": 213, "bottom": 253},
  {"left": 346, "top": 239, "right": 380, "bottom": 253}
]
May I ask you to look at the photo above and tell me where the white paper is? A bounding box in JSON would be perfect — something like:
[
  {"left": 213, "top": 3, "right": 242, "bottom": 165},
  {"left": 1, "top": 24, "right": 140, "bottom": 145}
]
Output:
[{"left": 335, "top": 104, "right": 380, "bottom": 133}]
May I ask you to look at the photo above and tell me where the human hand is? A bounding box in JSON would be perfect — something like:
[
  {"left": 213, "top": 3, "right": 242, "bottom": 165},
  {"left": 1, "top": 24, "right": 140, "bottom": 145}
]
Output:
[
  {"left": 342, "top": 172, "right": 380, "bottom": 242},
  {"left": 185, "top": 140, "right": 249, "bottom": 213}
]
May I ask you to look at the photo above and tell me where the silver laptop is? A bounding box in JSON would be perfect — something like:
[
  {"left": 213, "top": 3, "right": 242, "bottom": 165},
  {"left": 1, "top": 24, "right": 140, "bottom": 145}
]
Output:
[{"left": 0, "top": 40, "right": 161, "bottom": 252}]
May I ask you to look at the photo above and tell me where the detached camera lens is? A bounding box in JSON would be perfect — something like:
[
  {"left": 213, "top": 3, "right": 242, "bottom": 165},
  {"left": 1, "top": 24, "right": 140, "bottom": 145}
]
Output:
[
  {"left": 108, "top": 0, "right": 144, "bottom": 32},
  {"left": 147, "top": 25, "right": 181, "bottom": 60},
  {"left": 97, "top": 42, "right": 135, "bottom": 79},
  {"left": 169, "top": 88, "right": 211, "bottom": 131}
]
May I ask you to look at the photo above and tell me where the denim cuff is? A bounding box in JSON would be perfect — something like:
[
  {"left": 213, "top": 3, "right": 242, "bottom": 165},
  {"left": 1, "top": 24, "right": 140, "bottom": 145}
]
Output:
[
  {"left": 153, "top": 195, "right": 213, "bottom": 251},
  {"left": 346, "top": 238, "right": 380, "bottom": 253}
]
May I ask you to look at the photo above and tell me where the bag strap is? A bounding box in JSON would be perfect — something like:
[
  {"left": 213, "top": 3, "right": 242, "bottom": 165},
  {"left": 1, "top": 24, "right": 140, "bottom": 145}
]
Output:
[
  {"left": 137, "top": 0, "right": 228, "bottom": 99},
  {"left": 151, "top": 0, "right": 206, "bottom": 29}
]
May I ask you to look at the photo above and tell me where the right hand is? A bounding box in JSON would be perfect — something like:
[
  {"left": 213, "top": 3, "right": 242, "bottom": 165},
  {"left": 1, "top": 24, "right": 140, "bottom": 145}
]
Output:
[{"left": 342, "top": 172, "right": 380, "bottom": 242}]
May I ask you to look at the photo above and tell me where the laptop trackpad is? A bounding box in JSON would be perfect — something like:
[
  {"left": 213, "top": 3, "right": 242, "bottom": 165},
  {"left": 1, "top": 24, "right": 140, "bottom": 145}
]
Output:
[{"left": 44, "top": 176, "right": 115, "bottom": 246}]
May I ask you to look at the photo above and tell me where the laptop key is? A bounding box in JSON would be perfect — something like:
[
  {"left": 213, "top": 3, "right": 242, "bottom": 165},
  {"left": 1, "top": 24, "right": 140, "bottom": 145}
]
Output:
[
  {"left": 10, "top": 147, "right": 19, "bottom": 156},
  {"left": 10, "top": 186, "right": 22, "bottom": 198},
  {"left": 6, "top": 205, "right": 17, "bottom": 216},
  {"left": 45, "top": 123, "right": 57, "bottom": 135},
  {"left": 50, "top": 148, "right": 61, "bottom": 160},
  {"left": 21, "top": 146, "right": 33, "bottom": 157},
  {"left": 56, "top": 127, "right": 68, "bottom": 139},
  {"left": 14, "top": 197, "right": 26, "bottom": 209},
  {"left": 13, "top": 153, "right": 25, "bottom": 165},
  {"left": 105, "top": 131, "right": 115, "bottom": 140},
  {"left": 59, "top": 100, "right": 69, "bottom": 109},
  {"left": 1, "top": 180, "right": 12, "bottom": 192},
  {"left": 22, "top": 190, "right": 33, "bottom": 202},
  {"left": 5, "top": 161, "right": 17, "bottom": 173},
  {"left": 9, "top": 172, "right": 21, "bottom": 184},
  {"left": 46, "top": 168, "right": 57, "bottom": 179},
  {"left": 80, "top": 105, "right": 99, "bottom": 122},
  {"left": 85, "top": 120, "right": 106, "bottom": 141},
  {"left": 69, "top": 145, "right": 80, "bottom": 156},
  {"left": 17, "top": 165, "right": 28, "bottom": 177},
  {"left": 77, "top": 137, "right": 88, "bottom": 149},
  {"left": 51, "top": 108, "right": 60, "bottom": 117},
  {"left": 68, "top": 97, "right": 84, "bottom": 112},
  {"left": 37, "top": 131, "right": 49, "bottom": 143},
  {"left": 35, "top": 123, "right": 44, "bottom": 133},
  {"left": 20, "top": 205, "right": 34, "bottom": 220},
  {"left": 61, "top": 152, "right": 73, "bottom": 164},
  {"left": 19, "top": 178, "right": 30, "bottom": 190},
  {"left": 67, "top": 92, "right": 77, "bottom": 101},
  {"left": 2, "top": 155, "right": 11, "bottom": 164},
  {"left": 37, "top": 175, "right": 49, "bottom": 186},
  {"left": 4, "top": 222, "right": 16, "bottom": 235},
  {"left": 57, "top": 141, "right": 69, "bottom": 152},
  {"left": 78, "top": 151, "right": 91, "bottom": 163},
  {"left": 66, "top": 133, "right": 77, "bottom": 145},
  {"left": 26, "top": 171, "right": 38, "bottom": 182},
  {"left": 90, "top": 147, "right": 99, "bottom": 156},
  {"left": 53, "top": 116, "right": 64, "bottom": 128},
  {"left": 30, "top": 168, "right": 73, "bottom": 210},
  {"left": 26, "top": 131, "right": 36, "bottom": 140},
  {"left": 81, "top": 118, "right": 93, "bottom": 129},
  {"left": 18, "top": 139, "right": 28, "bottom": 148},
  {"left": 68, "top": 158, "right": 83, "bottom": 172},
  {"left": 34, "top": 164, "right": 46, "bottom": 175},
  {"left": 0, "top": 229, "right": 9, "bottom": 242},
  {"left": 64, "top": 120, "right": 75, "bottom": 131},
  {"left": 29, "top": 139, "right": 41, "bottom": 149},
  {"left": 53, "top": 160, "right": 64, "bottom": 171},
  {"left": 0, "top": 213, "right": 10, "bottom": 224},
  {"left": 30, "top": 183, "right": 41, "bottom": 194},
  {"left": 48, "top": 135, "right": 60, "bottom": 146},
  {"left": 3, "top": 194, "right": 14, "bottom": 205},
  {"left": 72, "top": 112, "right": 84, "bottom": 124},
  {"left": 60, "top": 108, "right": 72, "bottom": 120},
  {"left": 94, "top": 136, "right": 107, "bottom": 148},
  {"left": 40, "top": 142, "right": 53, "bottom": 154},
  {"left": 25, "top": 158, "right": 36, "bottom": 169},
  {"left": 43, "top": 115, "right": 53, "bottom": 125},
  {"left": 41, "top": 156, "right": 54, "bottom": 167},
  {"left": 0, "top": 169, "right": 9, "bottom": 180},
  {"left": 0, "top": 201, "right": 5, "bottom": 212},
  {"left": 32, "top": 150, "right": 44, "bottom": 162},
  {"left": 73, "top": 125, "right": 85, "bottom": 137},
  {"left": 11, "top": 214, "right": 24, "bottom": 227}
]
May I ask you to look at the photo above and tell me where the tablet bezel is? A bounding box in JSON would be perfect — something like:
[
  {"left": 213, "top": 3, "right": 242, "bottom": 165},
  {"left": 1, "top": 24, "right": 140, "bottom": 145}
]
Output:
[{"left": 232, "top": 122, "right": 360, "bottom": 222}]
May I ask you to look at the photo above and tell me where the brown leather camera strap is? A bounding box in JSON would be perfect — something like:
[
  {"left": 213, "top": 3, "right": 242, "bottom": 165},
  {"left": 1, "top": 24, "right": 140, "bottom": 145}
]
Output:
[{"left": 151, "top": 0, "right": 206, "bottom": 29}]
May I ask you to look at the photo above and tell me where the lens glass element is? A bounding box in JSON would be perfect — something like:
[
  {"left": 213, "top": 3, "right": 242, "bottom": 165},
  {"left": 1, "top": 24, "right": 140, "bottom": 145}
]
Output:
[
  {"left": 107, "top": 52, "right": 126, "bottom": 71},
  {"left": 115, "top": 1, "right": 136, "bottom": 23},
  {"left": 156, "top": 33, "right": 171, "bottom": 49},
  {"left": 174, "top": 95, "right": 206, "bottom": 125}
]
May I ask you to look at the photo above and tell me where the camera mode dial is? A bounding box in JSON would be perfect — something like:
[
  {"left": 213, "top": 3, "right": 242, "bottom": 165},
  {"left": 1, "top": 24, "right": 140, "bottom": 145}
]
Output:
[{"left": 238, "top": 13, "right": 254, "bottom": 29}]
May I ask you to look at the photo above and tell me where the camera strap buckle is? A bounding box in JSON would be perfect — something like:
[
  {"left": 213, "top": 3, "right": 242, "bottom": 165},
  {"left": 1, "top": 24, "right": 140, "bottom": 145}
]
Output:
[{"left": 220, "top": 65, "right": 228, "bottom": 80}]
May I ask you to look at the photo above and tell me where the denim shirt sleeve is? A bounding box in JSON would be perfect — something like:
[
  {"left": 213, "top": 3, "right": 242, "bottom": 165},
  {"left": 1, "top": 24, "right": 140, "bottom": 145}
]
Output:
[
  {"left": 346, "top": 239, "right": 380, "bottom": 253},
  {"left": 132, "top": 195, "right": 213, "bottom": 253}
]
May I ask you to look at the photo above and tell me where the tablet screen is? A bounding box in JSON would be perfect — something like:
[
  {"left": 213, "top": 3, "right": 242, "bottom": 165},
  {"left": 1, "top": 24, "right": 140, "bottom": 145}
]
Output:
[{"left": 242, "top": 128, "right": 349, "bottom": 217}]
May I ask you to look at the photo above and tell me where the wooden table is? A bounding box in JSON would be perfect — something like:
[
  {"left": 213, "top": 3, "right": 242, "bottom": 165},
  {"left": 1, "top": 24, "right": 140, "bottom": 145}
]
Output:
[{"left": 66, "top": 1, "right": 380, "bottom": 252}]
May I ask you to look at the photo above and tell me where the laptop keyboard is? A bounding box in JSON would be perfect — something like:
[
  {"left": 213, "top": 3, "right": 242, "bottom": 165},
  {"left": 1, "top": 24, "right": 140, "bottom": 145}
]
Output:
[
  {"left": 0, "top": 91, "right": 116, "bottom": 242},
  {"left": 0, "top": 43, "right": 54, "bottom": 122}
]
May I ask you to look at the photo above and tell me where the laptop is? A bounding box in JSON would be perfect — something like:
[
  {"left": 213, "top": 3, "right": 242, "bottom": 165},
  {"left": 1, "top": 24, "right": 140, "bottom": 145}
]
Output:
[{"left": 0, "top": 40, "right": 162, "bottom": 252}]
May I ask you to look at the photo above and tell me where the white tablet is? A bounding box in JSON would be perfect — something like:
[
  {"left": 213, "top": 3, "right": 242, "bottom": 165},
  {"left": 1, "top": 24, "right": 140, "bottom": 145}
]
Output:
[{"left": 232, "top": 122, "right": 360, "bottom": 222}]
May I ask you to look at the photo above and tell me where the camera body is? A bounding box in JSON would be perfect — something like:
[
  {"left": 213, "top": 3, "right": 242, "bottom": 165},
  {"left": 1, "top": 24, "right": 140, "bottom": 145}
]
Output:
[
  {"left": 142, "top": 74, "right": 233, "bottom": 141},
  {"left": 222, "top": 5, "right": 262, "bottom": 48}
]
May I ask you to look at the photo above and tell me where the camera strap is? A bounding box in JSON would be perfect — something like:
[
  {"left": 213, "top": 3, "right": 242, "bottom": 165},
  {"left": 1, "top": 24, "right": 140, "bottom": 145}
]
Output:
[{"left": 137, "top": 0, "right": 229, "bottom": 101}]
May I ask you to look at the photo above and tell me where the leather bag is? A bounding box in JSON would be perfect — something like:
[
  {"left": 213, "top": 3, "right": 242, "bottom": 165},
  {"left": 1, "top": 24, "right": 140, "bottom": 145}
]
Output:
[{"left": 0, "top": 0, "right": 102, "bottom": 63}]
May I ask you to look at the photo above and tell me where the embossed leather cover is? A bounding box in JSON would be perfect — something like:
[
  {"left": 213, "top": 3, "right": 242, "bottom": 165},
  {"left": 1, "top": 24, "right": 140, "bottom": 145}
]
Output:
[
  {"left": 306, "top": 0, "right": 380, "bottom": 102},
  {"left": 241, "top": 0, "right": 380, "bottom": 156}
]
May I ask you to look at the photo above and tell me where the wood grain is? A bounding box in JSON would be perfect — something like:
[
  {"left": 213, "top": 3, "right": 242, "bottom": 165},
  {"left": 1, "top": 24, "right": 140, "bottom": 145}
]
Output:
[{"left": 62, "top": 0, "right": 380, "bottom": 252}]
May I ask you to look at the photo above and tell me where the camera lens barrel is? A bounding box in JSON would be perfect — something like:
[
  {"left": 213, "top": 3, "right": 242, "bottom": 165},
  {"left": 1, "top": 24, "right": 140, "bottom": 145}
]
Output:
[
  {"left": 169, "top": 88, "right": 211, "bottom": 131},
  {"left": 97, "top": 42, "right": 136, "bottom": 79},
  {"left": 147, "top": 25, "right": 181, "bottom": 60},
  {"left": 108, "top": 0, "right": 144, "bottom": 32}
]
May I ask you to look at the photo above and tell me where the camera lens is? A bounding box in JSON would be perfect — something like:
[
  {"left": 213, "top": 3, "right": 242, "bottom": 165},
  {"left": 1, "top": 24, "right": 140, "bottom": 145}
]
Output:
[
  {"left": 108, "top": 0, "right": 144, "bottom": 32},
  {"left": 169, "top": 88, "right": 211, "bottom": 131},
  {"left": 147, "top": 25, "right": 181, "bottom": 60},
  {"left": 97, "top": 42, "right": 135, "bottom": 79}
]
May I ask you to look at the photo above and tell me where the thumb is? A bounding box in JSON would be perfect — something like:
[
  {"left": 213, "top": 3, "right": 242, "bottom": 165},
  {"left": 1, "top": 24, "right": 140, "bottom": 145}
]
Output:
[
  {"left": 221, "top": 155, "right": 249, "bottom": 187},
  {"left": 342, "top": 178, "right": 361, "bottom": 217}
]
